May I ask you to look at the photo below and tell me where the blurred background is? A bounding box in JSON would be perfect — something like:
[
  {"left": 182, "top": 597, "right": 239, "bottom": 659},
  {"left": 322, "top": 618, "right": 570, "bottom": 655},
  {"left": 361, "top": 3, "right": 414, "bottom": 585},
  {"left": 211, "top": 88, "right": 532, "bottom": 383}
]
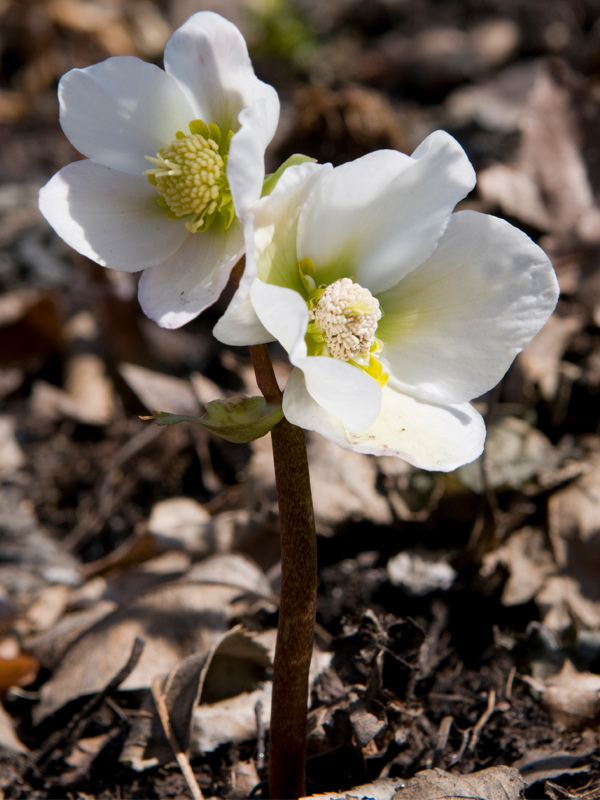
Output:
[{"left": 2, "top": 0, "right": 600, "bottom": 798}]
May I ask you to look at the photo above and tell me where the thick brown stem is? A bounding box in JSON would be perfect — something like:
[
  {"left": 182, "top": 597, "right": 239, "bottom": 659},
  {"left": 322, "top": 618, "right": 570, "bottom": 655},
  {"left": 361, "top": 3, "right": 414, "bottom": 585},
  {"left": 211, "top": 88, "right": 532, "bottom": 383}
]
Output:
[{"left": 249, "top": 344, "right": 317, "bottom": 800}]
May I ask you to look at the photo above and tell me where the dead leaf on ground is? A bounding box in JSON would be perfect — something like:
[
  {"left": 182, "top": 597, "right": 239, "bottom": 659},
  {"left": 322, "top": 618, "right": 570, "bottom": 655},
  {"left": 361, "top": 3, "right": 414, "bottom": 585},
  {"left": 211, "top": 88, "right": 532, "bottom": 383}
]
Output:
[
  {"left": 307, "top": 435, "right": 393, "bottom": 534},
  {"left": 33, "top": 581, "right": 242, "bottom": 723},
  {"left": 0, "top": 700, "right": 28, "bottom": 754},
  {"left": 303, "top": 776, "right": 403, "bottom": 799},
  {"left": 548, "top": 454, "right": 600, "bottom": 576},
  {"left": 477, "top": 60, "right": 600, "bottom": 242},
  {"left": 0, "top": 415, "right": 25, "bottom": 477},
  {"left": 391, "top": 765, "right": 525, "bottom": 799},
  {"left": 513, "top": 740, "right": 596, "bottom": 787},
  {"left": 81, "top": 497, "right": 214, "bottom": 577},
  {"left": 122, "top": 627, "right": 271, "bottom": 768},
  {"left": 378, "top": 458, "right": 444, "bottom": 522},
  {"left": 536, "top": 574, "right": 600, "bottom": 633},
  {"left": 387, "top": 550, "right": 456, "bottom": 596},
  {"left": 0, "top": 653, "right": 39, "bottom": 690},
  {"left": 458, "top": 416, "right": 559, "bottom": 494},
  {"left": 119, "top": 362, "right": 200, "bottom": 416},
  {"left": 534, "top": 660, "right": 600, "bottom": 729},
  {"left": 481, "top": 527, "right": 557, "bottom": 607},
  {"left": 31, "top": 354, "right": 115, "bottom": 425},
  {"left": 515, "top": 314, "right": 583, "bottom": 402},
  {"left": 187, "top": 553, "right": 274, "bottom": 600},
  {"left": 0, "top": 486, "right": 80, "bottom": 601}
]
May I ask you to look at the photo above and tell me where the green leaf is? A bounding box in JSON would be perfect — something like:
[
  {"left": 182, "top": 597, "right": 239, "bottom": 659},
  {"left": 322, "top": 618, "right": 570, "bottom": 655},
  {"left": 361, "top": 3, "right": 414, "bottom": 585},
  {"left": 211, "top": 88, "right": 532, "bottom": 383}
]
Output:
[
  {"left": 141, "top": 395, "right": 283, "bottom": 444},
  {"left": 261, "top": 154, "right": 316, "bottom": 197}
]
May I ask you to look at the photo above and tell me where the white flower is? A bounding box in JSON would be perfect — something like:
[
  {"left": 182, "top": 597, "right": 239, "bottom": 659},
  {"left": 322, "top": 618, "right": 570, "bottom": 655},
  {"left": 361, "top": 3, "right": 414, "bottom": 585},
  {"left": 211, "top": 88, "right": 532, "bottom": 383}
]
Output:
[
  {"left": 214, "top": 131, "right": 560, "bottom": 471},
  {"left": 39, "top": 12, "right": 279, "bottom": 329}
]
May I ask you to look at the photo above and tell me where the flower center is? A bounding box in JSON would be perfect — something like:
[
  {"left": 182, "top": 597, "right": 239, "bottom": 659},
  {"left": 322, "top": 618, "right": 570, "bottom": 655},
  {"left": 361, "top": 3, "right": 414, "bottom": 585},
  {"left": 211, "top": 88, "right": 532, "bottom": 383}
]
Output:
[
  {"left": 310, "top": 277, "right": 381, "bottom": 361},
  {"left": 301, "top": 264, "right": 389, "bottom": 387},
  {"left": 144, "top": 120, "right": 234, "bottom": 233}
]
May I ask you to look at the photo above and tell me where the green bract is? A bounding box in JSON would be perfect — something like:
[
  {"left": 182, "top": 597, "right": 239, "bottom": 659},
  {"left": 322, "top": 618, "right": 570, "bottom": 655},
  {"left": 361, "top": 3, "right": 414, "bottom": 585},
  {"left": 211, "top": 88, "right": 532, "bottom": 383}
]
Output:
[{"left": 141, "top": 395, "right": 284, "bottom": 444}]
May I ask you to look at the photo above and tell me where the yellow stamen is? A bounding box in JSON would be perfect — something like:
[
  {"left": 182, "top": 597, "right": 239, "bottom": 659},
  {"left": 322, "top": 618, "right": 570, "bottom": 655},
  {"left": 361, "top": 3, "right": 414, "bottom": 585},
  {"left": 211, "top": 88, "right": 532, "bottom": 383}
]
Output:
[{"left": 144, "top": 120, "right": 234, "bottom": 233}]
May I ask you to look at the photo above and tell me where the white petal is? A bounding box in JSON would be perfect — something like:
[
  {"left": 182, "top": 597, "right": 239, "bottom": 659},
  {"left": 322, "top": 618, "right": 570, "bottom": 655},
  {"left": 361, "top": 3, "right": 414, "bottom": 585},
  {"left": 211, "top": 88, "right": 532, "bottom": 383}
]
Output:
[
  {"left": 163, "top": 11, "right": 279, "bottom": 136},
  {"left": 214, "top": 162, "right": 327, "bottom": 346},
  {"left": 227, "top": 96, "right": 280, "bottom": 221},
  {"left": 283, "top": 367, "right": 348, "bottom": 440},
  {"left": 39, "top": 161, "right": 189, "bottom": 271},
  {"left": 250, "top": 280, "right": 381, "bottom": 431},
  {"left": 284, "top": 372, "right": 485, "bottom": 472},
  {"left": 59, "top": 58, "right": 196, "bottom": 174},
  {"left": 138, "top": 220, "right": 244, "bottom": 329},
  {"left": 297, "top": 131, "right": 476, "bottom": 295},
  {"left": 295, "top": 355, "right": 382, "bottom": 432},
  {"left": 377, "top": 211, "right": 560, "bottom": 405},
  {"left": 249, "top": 280, "right": 309, "bottom": 356},
  {"left": 212, "top": 215, "right": 272, "bottom": 346}
]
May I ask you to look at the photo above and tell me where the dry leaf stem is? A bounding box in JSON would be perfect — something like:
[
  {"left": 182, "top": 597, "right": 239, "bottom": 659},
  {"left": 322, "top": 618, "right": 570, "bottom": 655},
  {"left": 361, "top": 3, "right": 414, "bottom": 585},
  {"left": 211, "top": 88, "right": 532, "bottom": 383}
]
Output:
[
  {"left": 249, "top": 342, "right": 317, "bottom": 800},
  {"left": 151, "top": 676, "right": 204, "bottom": 800}
]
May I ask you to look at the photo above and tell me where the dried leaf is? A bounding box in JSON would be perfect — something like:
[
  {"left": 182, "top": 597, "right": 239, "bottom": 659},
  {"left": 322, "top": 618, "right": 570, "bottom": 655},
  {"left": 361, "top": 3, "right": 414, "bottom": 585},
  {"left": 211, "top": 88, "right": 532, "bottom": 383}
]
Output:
[
  {"left": 391, "top": 765, "right": 525, "bottom": 799},
  {"left": 387, "top": 551, "right": 456, "bottom": 596},
  {"left": 192, "top": 684, "right": 272, "bottom": 755},
  {"left": 0, "top": 653, "right": 39, "bottom": 690},
  {"left": 123, "top": 627, "right": 271, "bottom": 767},
  {"left": 147, "top": 497, "right": 213, "bottom": 555},
  {"left": 33, "top": 582, "right": 241, "bottom": 723},
  {"left": 307, "top": 435, "right": 393, "bottom": 534},
  {"left": 187, "top": 553, "right": 274, "bottom": 599},
  {"left": 517, "top": 315, "right": 582, "bottom": 401},
  {"left": 481, "top": 527, "right": 556, "bottom": 607},
  {"left": 536, "top": 575, "right": 600, "bottom": 633},
  {"left": 0, "top": 416, "right": 25, "bottom": 477},
  {"left": 540, "top": 660, "right": 600, "bottom": 729},
  {"left": 303, "top": 777, "right": 403, "bottom": 800},
  {"left": 31, "top": 355, "right": 115, "bottom": 425},
  {"left": 513, "top": 744, "right": 595, "bottom": 787},
  {"left": 0, "top": 700, "right": 28, "bottom": 754},
  {"left": 457, "top": 416, "right": 558, "bottom": 493},
  {"left": 477, "top": 60, "right": 600, "bottom": 239},
  {"left": 63, "top": 353, "right": 115, "bottom": 425},
  {"left": 119, "top": 363, "right": 199, "bottom": 416},
  {"left": 548, "top": 454, "right": 600, "bottom": 572}
]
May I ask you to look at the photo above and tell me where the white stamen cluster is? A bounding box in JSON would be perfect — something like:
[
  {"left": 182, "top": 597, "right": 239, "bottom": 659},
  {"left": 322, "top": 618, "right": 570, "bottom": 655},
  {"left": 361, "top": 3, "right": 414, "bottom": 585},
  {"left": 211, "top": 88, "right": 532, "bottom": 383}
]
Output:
[
  {"left": 311, "top": 278, "right": 381, "bottom": 361},
  {"left": 145, "top": 134, "right": 225, "bottom": 219}
]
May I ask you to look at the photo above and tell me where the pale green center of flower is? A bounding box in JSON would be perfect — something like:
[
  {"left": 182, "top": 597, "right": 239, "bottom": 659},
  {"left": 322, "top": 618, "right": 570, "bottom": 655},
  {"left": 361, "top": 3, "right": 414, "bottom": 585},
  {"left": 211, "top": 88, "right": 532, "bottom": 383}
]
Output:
[
  {"left": 144, "top": 120, "right": 234, "bottom": 233},
  {"left": 300, "top": 261, "right": 389, "bottom": 387}
]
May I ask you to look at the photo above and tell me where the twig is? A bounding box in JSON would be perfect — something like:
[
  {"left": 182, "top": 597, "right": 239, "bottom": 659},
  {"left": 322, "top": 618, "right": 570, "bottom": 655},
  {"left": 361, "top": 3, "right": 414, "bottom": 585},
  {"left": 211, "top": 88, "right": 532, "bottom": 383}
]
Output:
[
  {"left": 254, "top": 699, "right": 266, "bottom": 772},
  {"left": 468, "top": 689, "right": 496, "bottom": 754},
  {"left": 152, "top": 676, "right": 204, "bottom": 800},
  {"left": 431, "top": 715, "right": 453, "bottom": 768},
  {"left": 407, "top": 601, "right": 448, "bottom": 698},
  {"left": 35, "top": 637, "right": 145, "bottom": 767},
  {"left": 505, "top": 665, "right": 516, "bottom": 700},
  {"left": 451, "top": 727, "right": 472, "bottom": 765}
]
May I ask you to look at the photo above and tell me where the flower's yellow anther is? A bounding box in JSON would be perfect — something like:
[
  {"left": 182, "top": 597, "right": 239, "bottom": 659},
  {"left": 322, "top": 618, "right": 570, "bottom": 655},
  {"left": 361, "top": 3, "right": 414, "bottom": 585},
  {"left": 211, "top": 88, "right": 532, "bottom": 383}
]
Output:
[
  {"left": 308, "top": 277, "right": 382, "bottom": 362},
  {"left": 144, "top": 121, "right": 234, "bottom": 233}
]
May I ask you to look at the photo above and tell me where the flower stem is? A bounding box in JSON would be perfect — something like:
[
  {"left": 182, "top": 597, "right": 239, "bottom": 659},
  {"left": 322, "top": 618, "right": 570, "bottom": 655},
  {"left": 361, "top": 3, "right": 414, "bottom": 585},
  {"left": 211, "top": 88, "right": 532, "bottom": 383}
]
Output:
[{"left": 249, "top": 344, "right": 317, "bottom": 800}]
